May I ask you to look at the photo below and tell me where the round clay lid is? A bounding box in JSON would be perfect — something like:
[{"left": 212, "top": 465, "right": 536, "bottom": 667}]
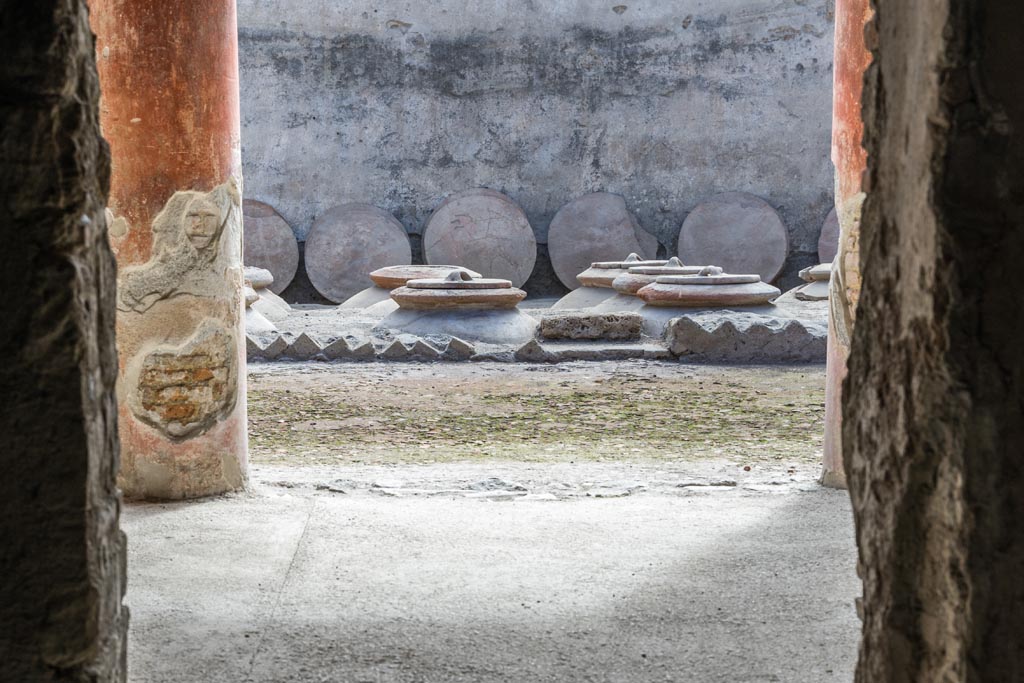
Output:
[
  {"left": 243, "top": 200, "right": 299, "bottom": 295},
  {"left": 548, "top": 193, "right": 660, "bottom": 289},
  {"left": 819, "top": 208, "right": 840, "bottom": 263},
  {"left": 423, "top": 188, "right": 537, "bottom": 287},
  {"left": 305, "top": 203, "right": 412, "bottom": 303},
  {"left": 677, "top": 192, "right": 789, "bottom": 283},
  {"left": 656, "top": 273, "right": 761, "bottom": 285},
  {"left": 406, "top": 271, "right": 513, "bottom": 289},
  {"left": 370, "top": 264, "right": 482, "bottom": 290}
]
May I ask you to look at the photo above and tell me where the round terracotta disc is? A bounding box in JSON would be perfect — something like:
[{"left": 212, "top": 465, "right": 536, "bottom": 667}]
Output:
[
  {"left": 423, "top": 189, "right": 537, "bottom": 287},
  {"left": 548, "top": 193, "right": 660, "bottom": 289},
  {"left": 677, "top": 192, "right": 789, "bottom": 283},
  {"left": 243, "top": 200, "right": 299, "bottom": 295},
  {"left": 819, "top": 207, "right": 840, "bottom": 263},
  {"left": 369, "top": 265, "right": 481, "bottom": 290},
  {"left": 305, "top": 203, "right": 412, "bottom": 304}
]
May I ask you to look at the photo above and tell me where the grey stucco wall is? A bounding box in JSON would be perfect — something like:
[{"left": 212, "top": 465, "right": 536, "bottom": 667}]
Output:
[{"left": 238, "top": 0, "right": 835, "bottom": 296}]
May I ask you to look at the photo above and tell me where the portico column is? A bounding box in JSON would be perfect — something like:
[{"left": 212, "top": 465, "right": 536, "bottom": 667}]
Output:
[
  {"left": 91, "top": 0, "right": 248, "bottom": 499},
  {"left": 820, "top": 0, "right": 871, "bottom": 489}
]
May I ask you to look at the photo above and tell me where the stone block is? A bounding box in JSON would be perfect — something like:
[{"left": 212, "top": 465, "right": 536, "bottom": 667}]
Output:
[
  {"left": 323, "top": 336, "right": 376, "bottom": 361},
  {"left": 246, "top": 335, "right": 265, "bottom": 361},
  {"left": 378, "top": 335, "right": 442, "bottom": 361},
  {"left": 539, "top": 312, "right": 642, "bottom": 341},
  {"left": 514, "top": 339, "right": 553, "bottom": 363},
  {"left": 443, "top": 337, "right": 476, "bottom": 361},
  {"left": 285, "top": 332, "right": 324, "bottom": 361},
  {"left": 245, "top": 307, "right": 277, "bottom": 336},
  {"left": 260, "top": 334, "right": 290, "bottom": 360},
  {"left": 666, "top": 312, "right": 827, "bottom": 363}
]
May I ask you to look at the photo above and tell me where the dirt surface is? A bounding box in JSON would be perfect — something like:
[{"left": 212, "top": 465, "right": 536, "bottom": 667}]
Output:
[{"left": 248, "top": 361, "right": 825, "bottom": 473}]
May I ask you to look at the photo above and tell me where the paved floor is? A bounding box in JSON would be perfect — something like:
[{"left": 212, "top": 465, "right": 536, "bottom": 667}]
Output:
[{"left": 124, "top": 464, "right": 860, "bottom": 682}]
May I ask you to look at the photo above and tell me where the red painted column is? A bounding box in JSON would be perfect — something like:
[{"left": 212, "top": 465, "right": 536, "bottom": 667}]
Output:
[
  {"left": 821, "top": 0, "right": 872, "bottom": 488},
  {"left": 91, "top": 0, "right": 248, "bottom": 498}
]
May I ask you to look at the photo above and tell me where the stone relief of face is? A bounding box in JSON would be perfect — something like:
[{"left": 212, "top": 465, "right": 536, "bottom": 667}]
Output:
[{"left": 185, "top": 196, "right": 224, "bottom": 252}]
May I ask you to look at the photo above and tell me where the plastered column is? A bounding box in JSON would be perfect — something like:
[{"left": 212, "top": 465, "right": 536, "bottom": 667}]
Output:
[
  {"left": 820, "top": 0, "right": 871, "bottom": 489},
  {"left": 92, "top": 0, "right": 248, "bottom": 499}
]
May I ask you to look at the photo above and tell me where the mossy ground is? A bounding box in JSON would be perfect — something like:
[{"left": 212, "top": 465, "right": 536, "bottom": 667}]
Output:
[{"left": 247, "top": 361, "right": 825, "bottom": 469}]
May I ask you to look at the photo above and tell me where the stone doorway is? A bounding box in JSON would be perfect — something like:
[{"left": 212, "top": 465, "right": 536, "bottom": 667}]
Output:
[{"left": 5, "top": 0, "right": 1024, "bottom": 681}]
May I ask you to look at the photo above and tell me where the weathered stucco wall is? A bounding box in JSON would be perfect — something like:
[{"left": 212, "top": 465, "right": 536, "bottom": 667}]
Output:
[
  {"left": 846, "top": 0, "right": 1024, "bottom": 679},
  {"left": 0, "top": 0, "right": 127, "bottom": 677},
  {"left": 237, "top": 0, "right": 836, "bottom": 296}
]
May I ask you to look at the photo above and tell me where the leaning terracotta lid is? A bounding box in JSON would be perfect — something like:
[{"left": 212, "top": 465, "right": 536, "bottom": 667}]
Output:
[
  {"left": 370, "top": 264, "right": 482, "bottom": 290},
  {"left": 406, "top": 271, "right": 514, "bottom": 290},
  {"left": 577, "top": 253, "right": 670, "bottom": 289}
]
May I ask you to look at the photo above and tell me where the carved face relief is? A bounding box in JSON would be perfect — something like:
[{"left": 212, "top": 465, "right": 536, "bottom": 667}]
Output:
[
  {"left": 185, "top": 195, "right": 224, "bottom": 252},
  {"left": 116, "top": 179, "right": 242, "bottom": 313}
]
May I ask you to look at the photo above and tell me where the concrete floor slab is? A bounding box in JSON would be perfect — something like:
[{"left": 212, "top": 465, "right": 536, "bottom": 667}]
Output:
[{"left": 124, "top": 477, "right": 858, "bottom": 682}]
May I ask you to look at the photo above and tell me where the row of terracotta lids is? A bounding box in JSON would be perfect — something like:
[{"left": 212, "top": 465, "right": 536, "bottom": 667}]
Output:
[
  {"left": 567, "top": 254, "right": 780, "bottom": 308},
  {"left": 342, "top": 255, "right": 815, "bottom": 314},
  {"left": 242, "top": 189, "right": 839, "bottom": 305}
]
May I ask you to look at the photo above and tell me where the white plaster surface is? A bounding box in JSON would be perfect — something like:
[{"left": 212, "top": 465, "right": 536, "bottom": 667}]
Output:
[{"left": 124, "top": 462, "right": 859, "bottom": 682}]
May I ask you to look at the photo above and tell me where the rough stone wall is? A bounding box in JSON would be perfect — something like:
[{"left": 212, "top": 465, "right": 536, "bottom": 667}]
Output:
[
  {"left": 237, "top": 0, "right": 836, "bottom": 297},
  {"left": 0, "top": 0, "right": 127, "bottom": 679},
  {"left": 844, "top": 0, "right": 1024, "bottom": 679}
]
